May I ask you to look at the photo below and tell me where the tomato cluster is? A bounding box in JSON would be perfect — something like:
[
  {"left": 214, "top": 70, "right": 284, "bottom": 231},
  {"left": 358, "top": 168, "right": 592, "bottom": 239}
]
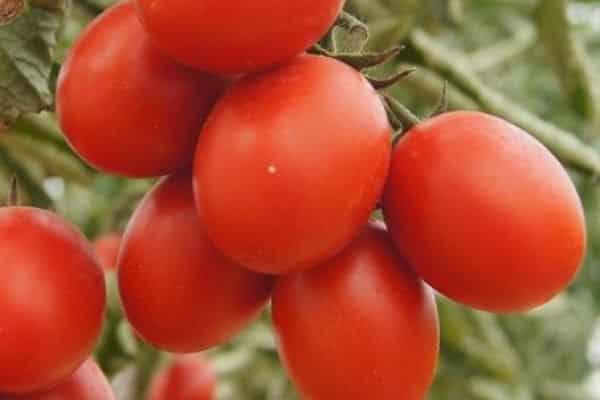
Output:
[{"left": 1, "top": 0, "right": 585, "bottom": 398}]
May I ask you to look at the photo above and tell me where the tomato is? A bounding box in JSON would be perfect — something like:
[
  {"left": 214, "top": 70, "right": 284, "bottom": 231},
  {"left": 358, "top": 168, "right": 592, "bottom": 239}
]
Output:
[
  {"left": 383, "top": 111, "right": 586, "bottom": 313},
  {"left": 118, "top": 172, "right": 274, "bottom": 352},
  {"left": 93, "top": 233, "right": 121, "bottom": 271},
  {"left": 194, "top": 55, "right": 391, "bottom": 274},
  {"left": 57, "top": 1, "right": 226, "bottom": 178},
  {"left": 272, "top": 223, "right": 439, "bottom": 400},
  {"left": 147, "top": 355, "right": 216, "bottom": 400},
  {"left": 134, "top": 0, "right": 344, "bottom": 74},
  {"left": 0, "top": 208, "right": 105, "bottom": 394},
  {"left": 5, "top": 359, "right": 114, "bottom": 400}
]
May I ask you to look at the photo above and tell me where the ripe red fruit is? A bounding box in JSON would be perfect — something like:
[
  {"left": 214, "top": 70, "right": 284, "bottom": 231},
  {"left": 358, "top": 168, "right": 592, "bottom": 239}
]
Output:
[
  {"left": 272, "top": 223, "right": 439, "bottom": 400},
  {"left": 4, "top": 359, "right": 115, "bottom": 400},
  {"left": 194, "top": 54, "right": 392, "bottom": 274},
  {"left": 147, "top": 355, "right": 216, "bottom": 400},
  {"left": 0, "top": 208, "right": 105, "bottom": 394},
  {"left": 383, "top": 111, "right": 586, "bottom": 313},
  {"left": 134, "top": 0, "right": 344, "bottom": 74},
  {"left": 57, "top": 1, "right": 226, "bottom": 178},
  {"left": 118, "top": 172, "right": 274, "bottom": 352},
  {"left": 94, "top": 233, "right": 121, "bottom": 271}
]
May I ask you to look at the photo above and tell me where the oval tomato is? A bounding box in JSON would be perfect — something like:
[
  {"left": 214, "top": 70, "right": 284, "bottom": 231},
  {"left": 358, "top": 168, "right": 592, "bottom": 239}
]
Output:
[
  {"left": 118, "top": 172, "right": 274, "bottom": 352},
  {"left": 134, "top": 0, "right": 344, "bottom": 74},
  {"left": 5, "top": 359, "right": 114, "bottom": 400},
  {"left": 147, "top": 355, "right": 216, "bottom": 400},
  {"left": 194, "top": 55, "right": 392, "bottom": 274},
  {"left": 383, "top": 111, "right": 586, "bottom": 313},
  {"left": 0, "top": 208, "right": 105, "bottom": 394},
  {"left": 272, "top": 223, "right": 439, "bottom": 400},
  {"left": 57, "top": 1, "right": 226, "bottom": 178},
  {"left": 94, "top": 233, "right": 121, "bottom": 271}
]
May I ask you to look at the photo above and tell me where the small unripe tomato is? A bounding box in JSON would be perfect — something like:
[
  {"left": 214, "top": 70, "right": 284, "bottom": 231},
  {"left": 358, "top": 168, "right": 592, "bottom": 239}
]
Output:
[
  {"left": 93, "top": 233, "right": 121, "bottom": 271},
  {"left": 383, "top": 111, "right": 586, "bottom": 313},
  {"left": 0, "top": 208, "right": 105, "bottom": 394},
  {"left": 4, "top": 359, "right": 114, "bottom": 400},
  {"left": 147, "top": 355, "right": 216, "bottom": 400},
  {"left": 119, "top": 172, "right": 273, "bottom": 352},
  {"left": 57, "top": 1, "right": 226, "bottom": 178},
  {"left": 273, "top": 223, "right": 439, "bottom": 400},
  {"left": 194, "top": 54, "right": 391, "bottom": 274}
]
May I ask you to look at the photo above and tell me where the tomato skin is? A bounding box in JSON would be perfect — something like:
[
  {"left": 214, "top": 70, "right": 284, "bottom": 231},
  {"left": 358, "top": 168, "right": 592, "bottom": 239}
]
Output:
[
  {"left": 4, "top": 359, "right": 114, "bottom": 400},
  {"left": 147, "top": 355, "right": 216, "bottom": 400},
  {"left": 194, "top": 55, "right": 392, "bottom": 274},
  {"left": 94, "top": 233, "right": 121, "bottom": 271},
  {"left": 118, "top": 172, "right": 274, "bottom": 352},
  {"left": 135, "top": 0, "right": 344, "bottom": 74},
  {"left": 383, "top": 111, "right": 586, "bottom": 313},
  {"left": 56, "top": 1, "right": 226, "bottom": 178},
  {"left": 272, "top": 223, "right": 439, "bottom": 400},
  {"left": 0, "top": 208, "right": 106, "bottom": 394}
]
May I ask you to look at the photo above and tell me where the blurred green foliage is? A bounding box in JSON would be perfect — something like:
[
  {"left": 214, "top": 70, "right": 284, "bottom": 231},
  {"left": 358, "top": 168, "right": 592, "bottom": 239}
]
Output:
[{"left": 1, "top": 0, "right": 600, "bottom": 399}]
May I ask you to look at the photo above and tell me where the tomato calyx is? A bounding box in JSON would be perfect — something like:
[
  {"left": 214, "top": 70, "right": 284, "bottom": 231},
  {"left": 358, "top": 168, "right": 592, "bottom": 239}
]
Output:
[
  {"left": 312, "top": 45, "right": 402, "bottom": 71},
  {"left": 368, "top": 67, "right": 417, "bottom": 91},
  {"left": 383, "top": 94, "right": 421, "bottom": 141},
  {"left": 310, "top": 10, "right": 448, "bottom": 144}
]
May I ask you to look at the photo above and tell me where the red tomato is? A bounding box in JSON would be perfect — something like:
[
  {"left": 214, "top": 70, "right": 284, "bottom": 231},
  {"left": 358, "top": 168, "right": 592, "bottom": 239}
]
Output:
[
  {"left": 272, "top": 223, "right": 439, "bottom": 400},
  {"left": 194, "top": 55, "right": 392, "bottom": 274},
  {"left": 134, "top": 0, "right": 344, "bottom": 74},
  {"left": 118, "top": 172, "right": 274, "bottom": 352},
  {"left": 147, "top": 355, "right": 216, "bottom": 400},
  {"left": 5, "top": 359, "right": 114, "bottom": 400},
  {"left": 94, "top": 233, "right": 121, "bottom": 271},
  {"left": 383, "top": 111, "right": 586, "bottom": 313},
  {"left": 57, "top": 1, "right": 226, "bottom": 178},
  {"left": 0, "top": 208, "right": 105, "bottom": 394}
]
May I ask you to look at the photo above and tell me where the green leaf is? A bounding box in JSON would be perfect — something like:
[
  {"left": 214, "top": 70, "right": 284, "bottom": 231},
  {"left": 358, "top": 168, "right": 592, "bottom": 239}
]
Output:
[{"left": 0, "top": 1, "right": 68, "bottom": 125}]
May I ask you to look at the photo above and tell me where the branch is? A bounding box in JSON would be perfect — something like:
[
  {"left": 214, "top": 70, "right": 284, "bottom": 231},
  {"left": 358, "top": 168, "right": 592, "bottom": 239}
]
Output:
[
  {"left": 536, "top": 0, "right": 600, "bottom": 122},
  {"left": 471, "top": 19, "right": 535, "bottom": 72}
]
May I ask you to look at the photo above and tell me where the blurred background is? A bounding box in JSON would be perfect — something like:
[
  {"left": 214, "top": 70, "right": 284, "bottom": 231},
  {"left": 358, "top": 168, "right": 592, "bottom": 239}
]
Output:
[{"left": 2, "top": 0, "right": 600, "bottom": 399}]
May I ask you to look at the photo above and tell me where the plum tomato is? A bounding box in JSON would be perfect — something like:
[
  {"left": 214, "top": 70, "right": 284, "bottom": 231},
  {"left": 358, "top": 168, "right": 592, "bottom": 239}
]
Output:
[
  {"left": 383, "top": 111, "right": 586, "bottom": 313},
  {"left": 93, "top": 233, "right": 121, "bottom": 271},
  {"left": 272, "top": 223, "right": 439, "bottom": 400},
  {"left": 57, "top": 1, "right": 226, "bottom": 178},
  {"left": 147, "top": 355, "right": 216, "bottom": 400},
  {"left": 134, "top": 0, "right": 344, "bottom": 74},
  {"left": 4, "top": 359, "right": 115, "bottom": 400},
  {"left": 194, "top": 54, "right": 392, "bottom": 274},
  {"left": 118, "top": 172, "right": 274, "bottom": 352},
  {"left": 0, "top": 208, "right": 105, "bottom": 394}
]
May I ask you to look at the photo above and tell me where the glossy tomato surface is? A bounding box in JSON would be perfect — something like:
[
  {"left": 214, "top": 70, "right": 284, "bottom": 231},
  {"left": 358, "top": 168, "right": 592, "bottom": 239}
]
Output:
[
  {"left": 94, "top": 233, "right": 121, "bottom": 271},
  {"left": 0, "top": 208, "right": 106, "bottom": 394},
  {"left": 57, "top": 1, "right": 226, "bottom": 178},
  {"left": 194, "top": 55, "right": 392, "bottom": 274},
  {"left": 118, "top": 172, "right": 274, "bottom": 352},
  {"left": 5, "top": 359, "right": 114, "bottom": 400},
  {"left": 135, "top": 0, "right": 344, "bottom": 74},
  {"left": 383, "top": 111, "right": 586, "bottom": 313},
  {"left": 147, "top": 355, "right": 216, "bottom": 400},
  {"left": 272, "top": 223, "right": 439, "bottom": 400}
]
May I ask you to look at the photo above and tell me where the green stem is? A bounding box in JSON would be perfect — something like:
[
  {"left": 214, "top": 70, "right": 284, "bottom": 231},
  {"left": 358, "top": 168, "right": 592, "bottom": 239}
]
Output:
[
  {"left": 410, "top": 29, "right": 600, "bottom": 176},
  {"left": 0, "top": 133, "right": 93, "bottom": 184},
  {"left": 536, "top": 0, "right": 600, "bottom": 122},
  {"left": 134, "top": 342, "right": 162, "bottom": 399},
  {"left": 471, "top": 19, "right": 535, "bottom": 72},
  {"left": 14, "top": 112, "right": 72, "bottom": 154}
]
